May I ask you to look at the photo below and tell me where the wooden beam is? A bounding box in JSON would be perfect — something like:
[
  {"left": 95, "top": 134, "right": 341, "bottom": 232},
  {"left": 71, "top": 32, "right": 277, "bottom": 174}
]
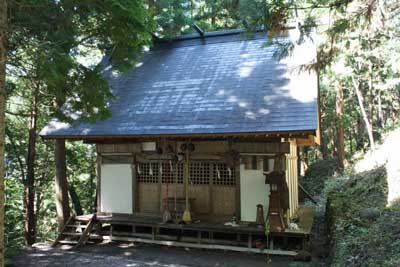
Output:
[
  {"left": 99, "top": 235, "right": 298, "bottom": 256},
  {"left": 41, "top": 130, "right": 316, "bottom": 142},
  {"left": 52, "top": 215, "right": 75, "bottom": 247},
  {"left": 295, "top": 135, "right": 315, "bottom": 146},
  {"left": 232, "top": 142, "right": 290, "bottom": 154},
  {"left": 298, "top": 184, "right": 317, "bottom": 204},
  {"left": 76, "top": 214, "right": 97, "bottom": 248}
]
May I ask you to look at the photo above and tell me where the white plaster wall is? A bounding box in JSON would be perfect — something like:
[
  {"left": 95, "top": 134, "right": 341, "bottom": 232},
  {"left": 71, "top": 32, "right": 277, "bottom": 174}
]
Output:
[
  {"left": 240, "top": 164, "right": 270, "bottom": 222},
  {"left": 100, "top": 164, "right": 133, "bottom": 214}
]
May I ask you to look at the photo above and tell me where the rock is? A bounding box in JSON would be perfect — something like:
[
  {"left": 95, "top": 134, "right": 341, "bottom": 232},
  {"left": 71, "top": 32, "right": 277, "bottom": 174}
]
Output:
[{"left": 359, "top": 208, "right": 380, "bottom": 220}]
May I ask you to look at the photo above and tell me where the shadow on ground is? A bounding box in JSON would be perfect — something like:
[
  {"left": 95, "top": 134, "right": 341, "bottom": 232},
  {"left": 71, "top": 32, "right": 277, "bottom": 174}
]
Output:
[{"left": 8, "top": 242, "right": 302, "bottom": 267}]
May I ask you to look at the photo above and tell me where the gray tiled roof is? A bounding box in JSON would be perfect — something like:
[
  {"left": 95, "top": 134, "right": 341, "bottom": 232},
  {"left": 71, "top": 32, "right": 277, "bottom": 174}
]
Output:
[{"left": 40, "top": 30, "right": 318, "bottom": 138}]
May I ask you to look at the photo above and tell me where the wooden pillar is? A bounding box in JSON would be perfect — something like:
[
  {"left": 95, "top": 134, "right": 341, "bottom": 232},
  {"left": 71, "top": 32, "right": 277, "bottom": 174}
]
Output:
[
  {"left": 182, "top": 150, "right": 191, "bottom": 222},
  {"left": 95, "top": 154, "right": 101, "bottom": 213},
  {"left": 55, "top": 139, "right": 71, "bottom": 231},
  {"left": 208, "top": 163, "right": 214, "bottom": 215},
  {"left": 248, "top": 234, "right": 252, "bottom": 248},
  {"left": 235, "top": 161, "right": 240, "bottom": 220}
]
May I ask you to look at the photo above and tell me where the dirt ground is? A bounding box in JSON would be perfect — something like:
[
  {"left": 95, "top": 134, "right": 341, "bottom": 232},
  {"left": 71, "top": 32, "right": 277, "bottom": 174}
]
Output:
[
  {"left": 8, "top": 242, "right": 305, "bottom": 267},
  {"left": 7, "top": 201, "right": 328, "bottom": 267}
]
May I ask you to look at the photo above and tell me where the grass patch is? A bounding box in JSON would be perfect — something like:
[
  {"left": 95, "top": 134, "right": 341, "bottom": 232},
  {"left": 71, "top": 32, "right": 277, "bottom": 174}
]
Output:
[{"left": 327, "top": 167, "right": 400, "bottom": 267}]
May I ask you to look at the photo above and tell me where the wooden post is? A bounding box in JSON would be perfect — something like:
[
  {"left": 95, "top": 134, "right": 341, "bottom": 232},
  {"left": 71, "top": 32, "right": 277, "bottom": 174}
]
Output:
[
  {"left": 248, "top": 234, "right": 252, "bottom": 248},
  {"left": 274, "top": 155, "right": 282, "bottom": 171},
  {"left": 209, "top": 163, "right": 214, "bottom": 215},
  {"left": 182, "top": 150, "right": 191, "bottom": 222},
  {"left": 55, "top": 139, "right": 71, "bottom": 231},
  {"left": 95, "top": 154, "right": 101, "bottom": 213},
  {"left": 152, "top": 227, "right": 156, "bottom": 240},
  {"left": 235, "top": 161, "right": 240, "bottom": 220},
  {"left": 158, "top": 161, "right": 162, "bottom": 213}
]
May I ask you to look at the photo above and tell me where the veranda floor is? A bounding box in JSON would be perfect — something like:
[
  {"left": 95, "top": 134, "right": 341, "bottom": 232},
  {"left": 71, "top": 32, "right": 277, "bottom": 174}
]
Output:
[{"left": 74, "top": 206, "right": 315, "bottom": 255}]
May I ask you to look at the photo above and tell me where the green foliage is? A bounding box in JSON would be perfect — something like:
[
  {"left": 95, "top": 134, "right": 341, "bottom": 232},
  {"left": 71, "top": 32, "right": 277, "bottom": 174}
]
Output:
[
  {"left": 5, "top": 101, "right": 98, "bottom": 253},
  {"left": 4, "top": 178, "right": 24, "bottom": 256},
  {"left": 326, "top": 166, "right": 400, "bottom": 267},
  {"left": 317, "top": 0, "right": 400, "bottom": 155},
  {"left": 289, "top": 262, "right": 312, "bottom": 267},
  {"left": 152, "top": 0, "right": 193, "bottom": 37},
  {"left": 5, "top": 0, "right": 154, "bottom": 254},
  {"left": 66, "top": 142, "right": 97, "bottom": 213},
  {"left": 9, "top": 0, "right": 154, "bottom": 122},
  {"left": 150, "top": 0, "right": 300, "bottom": 37},
  {"left": 301, "top": 158, "right": 339, "bottom": 196}
]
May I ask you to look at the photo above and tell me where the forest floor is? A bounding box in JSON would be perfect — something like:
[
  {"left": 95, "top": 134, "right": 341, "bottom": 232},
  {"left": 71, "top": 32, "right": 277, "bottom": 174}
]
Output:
[{"left": 7, "top": 242, "right": 312, "bottom": 267}]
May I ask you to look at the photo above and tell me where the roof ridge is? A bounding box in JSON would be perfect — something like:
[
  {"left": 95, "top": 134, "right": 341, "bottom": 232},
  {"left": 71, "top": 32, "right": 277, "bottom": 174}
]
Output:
[
  {"left": 152, "top": 30, "right": 273, "bottom": 50},
  {"left": 155, "top": 26, "right": 297, "bottom": 43},
  {"left": 172, "top": 29, "right": 247, "bottom": 41},
  {"left": 156, "top": 28, "right": 261, "bottom": 43}
]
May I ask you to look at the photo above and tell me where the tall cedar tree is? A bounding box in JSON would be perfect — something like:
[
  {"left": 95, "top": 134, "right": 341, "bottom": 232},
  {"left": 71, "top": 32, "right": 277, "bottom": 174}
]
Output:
[
  {"left": 8, "top": 0, "right": 153, "bottom": 243},
  {"left": 0, "top": 0, "right": 6, "bottom": 263}
]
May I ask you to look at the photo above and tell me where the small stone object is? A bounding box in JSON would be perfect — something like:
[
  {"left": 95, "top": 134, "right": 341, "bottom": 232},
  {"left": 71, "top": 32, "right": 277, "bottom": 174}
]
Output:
[
  {"left": 256, "top": 204, "right": 265, "bottom": 226},
  {"left": 289, "top": 222, "right": 299, "bottom": 230}
]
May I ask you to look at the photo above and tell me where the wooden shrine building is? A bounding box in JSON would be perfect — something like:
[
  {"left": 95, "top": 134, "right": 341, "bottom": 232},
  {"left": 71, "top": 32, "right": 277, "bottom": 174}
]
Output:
[{"left": 40, "top": 29, "right": 319, "bottom": 255}]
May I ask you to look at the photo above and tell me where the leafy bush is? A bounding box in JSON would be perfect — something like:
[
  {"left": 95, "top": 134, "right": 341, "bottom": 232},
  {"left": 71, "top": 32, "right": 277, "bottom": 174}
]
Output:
[{"left": 300, "top": 158, "right": 339, "bottom": 196}]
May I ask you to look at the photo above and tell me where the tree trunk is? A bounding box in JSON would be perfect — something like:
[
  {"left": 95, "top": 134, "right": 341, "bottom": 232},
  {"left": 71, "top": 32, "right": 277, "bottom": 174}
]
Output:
[
  {"left": 335, "top": 84, "right": 345, "bottom": 171},
  {"left": 320, "top": 131, "right": 329, "bottom": 160},
  {"left": 367, "top": 36, "right": 375, "bottom": 130},
  {"left": 55, "top": 139, "right": 70, "bottom": 230},
  {"left": 68, "top": 183, "right": 83, "bottom": 216},
  {"left": 24, "top": 84, "right": 39, "bottom": 245},
  {"left": 300, "top": 146, "right": 309, "bottom": 176},
  {"left": 0, "top": 0, "right": 6, "bottom": 264},
  {"left": 355, "top": 117, "right": 365, "bottom": 151},
  {"left": 377, "top": 88, "right": 384, "bottom": 128},
  {"left": 349, "top": 128, "right": 354, "bottom": 155},
  {"left": 352, "top": 77, "right": 375, "bottom": 150},
  {"left": 331, "top": 125, "right": 337, "bottom": 157}
]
